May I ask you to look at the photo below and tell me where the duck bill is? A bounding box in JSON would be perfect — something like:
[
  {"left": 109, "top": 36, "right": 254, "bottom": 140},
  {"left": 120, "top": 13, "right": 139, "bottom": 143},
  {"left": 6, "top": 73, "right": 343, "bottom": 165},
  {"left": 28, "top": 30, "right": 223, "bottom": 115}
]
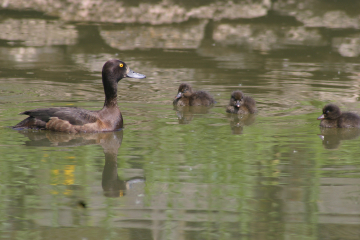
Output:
[
  {"left": 317, "top": 114, "right": 325, "bottom": 120},
  {"left": 175, "top": 92, "right": 182, "bottom": 99},
  {"left": 126, "top": 68, "right": 146, "bottom": 79}
]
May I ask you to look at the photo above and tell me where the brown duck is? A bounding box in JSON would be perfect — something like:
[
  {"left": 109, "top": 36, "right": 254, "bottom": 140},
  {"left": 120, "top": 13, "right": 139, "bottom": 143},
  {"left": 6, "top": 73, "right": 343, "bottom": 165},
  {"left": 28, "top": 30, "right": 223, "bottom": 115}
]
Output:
[{"left": 13, "top": 60, "right": 146, "bottom": 133}]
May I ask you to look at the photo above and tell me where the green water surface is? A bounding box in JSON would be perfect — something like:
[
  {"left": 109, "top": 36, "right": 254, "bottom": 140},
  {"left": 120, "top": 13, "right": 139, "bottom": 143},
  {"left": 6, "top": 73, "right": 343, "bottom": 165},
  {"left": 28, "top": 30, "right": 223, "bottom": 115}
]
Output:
[{"left": 1, "top": 7, "right": 360, "bottom": 240}]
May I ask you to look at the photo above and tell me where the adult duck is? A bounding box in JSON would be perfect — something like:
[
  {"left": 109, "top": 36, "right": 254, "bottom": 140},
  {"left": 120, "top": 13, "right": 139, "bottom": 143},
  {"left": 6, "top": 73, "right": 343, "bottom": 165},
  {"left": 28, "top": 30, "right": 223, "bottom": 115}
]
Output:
[
  {"left": 173, "top": 83, "right": 215, "bottom": 107},
  {"left": 226, "top": 90, "right": 257, "bottom": 114},
  {"left": 317, "top": 104, "right": 360, "bottom": 128},
  {"left": 13, "top": 59, "right": 146, "bottom": 133}
]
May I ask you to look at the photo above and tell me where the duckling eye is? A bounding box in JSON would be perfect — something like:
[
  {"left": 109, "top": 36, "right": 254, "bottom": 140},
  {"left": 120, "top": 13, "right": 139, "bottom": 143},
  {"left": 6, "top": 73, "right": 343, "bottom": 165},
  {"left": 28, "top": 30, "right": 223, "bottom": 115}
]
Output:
[{"left": 119, "top": 63, "right": 124, "bottom": 68}]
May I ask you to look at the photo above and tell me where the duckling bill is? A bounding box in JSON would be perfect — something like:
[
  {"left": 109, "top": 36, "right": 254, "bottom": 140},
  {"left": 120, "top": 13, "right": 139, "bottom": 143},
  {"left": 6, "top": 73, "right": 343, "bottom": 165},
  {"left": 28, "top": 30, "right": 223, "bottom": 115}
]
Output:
[
  {"left": 13, "top": 59, "right": 146, "bottom": 133},
  {"left": 226, "top": 90, "right": 256, "bottom": 114},
  {"left": 317, "top": 104, "right": 360, "bottom": 128},
  {"left": 173, "top": 83, "right": 215, "bottom": 107}
]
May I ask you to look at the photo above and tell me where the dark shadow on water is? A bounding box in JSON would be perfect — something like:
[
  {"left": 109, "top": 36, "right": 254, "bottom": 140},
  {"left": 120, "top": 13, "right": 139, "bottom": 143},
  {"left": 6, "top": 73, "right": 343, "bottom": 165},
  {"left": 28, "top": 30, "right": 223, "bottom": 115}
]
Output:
[
  {"left": 318, "top": 127, "right": 360, "bottom": 149},
  {"left": 227, "top": 113, "right": 256, "bottom": 135},
  {"left": 17, "top": 130, "right": 145, "bottom": 198}
]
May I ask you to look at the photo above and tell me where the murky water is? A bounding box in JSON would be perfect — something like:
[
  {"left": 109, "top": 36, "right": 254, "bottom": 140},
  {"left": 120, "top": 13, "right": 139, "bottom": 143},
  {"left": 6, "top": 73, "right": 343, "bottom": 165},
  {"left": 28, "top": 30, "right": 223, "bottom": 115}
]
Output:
[{"left": 1, "top": 4, "right": 360, "bottom": 240}]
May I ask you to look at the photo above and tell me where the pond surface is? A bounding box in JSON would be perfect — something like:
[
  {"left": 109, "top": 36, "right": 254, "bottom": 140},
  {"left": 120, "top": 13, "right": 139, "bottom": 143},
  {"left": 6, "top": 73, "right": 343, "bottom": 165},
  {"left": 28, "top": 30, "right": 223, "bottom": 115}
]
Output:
[{"left": 1, "top": 5, "right": 360, "bottom": 240}]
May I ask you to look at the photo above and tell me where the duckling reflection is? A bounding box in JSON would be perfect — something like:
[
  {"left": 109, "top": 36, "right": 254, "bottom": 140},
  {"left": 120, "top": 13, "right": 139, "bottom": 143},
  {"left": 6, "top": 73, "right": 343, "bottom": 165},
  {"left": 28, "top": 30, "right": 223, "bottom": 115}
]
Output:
[
  {"left": 17, "top": 130, "right": 145, "bottom": 197},
  {"left": 318, "top": 127, "right": 360, "bottom": 149},
  {"left": 228, "top": 113, "right": 256, "bottom": 134},
  {"left": 174, "top": 105, "right": 212, "bottom": 124}
]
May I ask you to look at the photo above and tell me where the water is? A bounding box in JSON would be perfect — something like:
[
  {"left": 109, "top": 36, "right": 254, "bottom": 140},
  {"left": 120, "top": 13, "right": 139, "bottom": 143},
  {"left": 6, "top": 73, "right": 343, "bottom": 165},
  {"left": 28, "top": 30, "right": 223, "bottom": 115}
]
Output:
[{"left": 1, "top": 5, "right": 360, "bottom": 240}]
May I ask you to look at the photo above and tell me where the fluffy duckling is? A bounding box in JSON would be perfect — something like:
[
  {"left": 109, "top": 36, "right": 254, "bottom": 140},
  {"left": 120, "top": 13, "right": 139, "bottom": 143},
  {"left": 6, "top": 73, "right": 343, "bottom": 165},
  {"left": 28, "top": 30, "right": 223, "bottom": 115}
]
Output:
[
  {"left": 226, "top": 90, "right": 256, "bottom": 114},
  {"left": 173, "top": 83, "right": 215, "bottom": 107},
  {"left": 317, "top": 104, "right": 360, "bottom": 128}
]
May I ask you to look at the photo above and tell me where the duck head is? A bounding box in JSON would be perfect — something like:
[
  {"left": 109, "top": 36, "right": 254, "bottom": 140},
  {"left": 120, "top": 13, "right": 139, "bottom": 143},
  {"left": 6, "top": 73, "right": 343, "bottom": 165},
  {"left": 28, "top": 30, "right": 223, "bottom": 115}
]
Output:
[
  {"left": 175, "top": 83, "right": 193, "bottom": 99},
  {"left": 102, "top": 59, "right": 146, "bottom": 82},
  {"left": 102, "top": 60, "right": 146, "bottom": 107},
  {"left": 317, "top": 104, "right": 341, "bottom": 120},
  {"left": 230, "top": 90, "right": 244, "bottom": 108}
]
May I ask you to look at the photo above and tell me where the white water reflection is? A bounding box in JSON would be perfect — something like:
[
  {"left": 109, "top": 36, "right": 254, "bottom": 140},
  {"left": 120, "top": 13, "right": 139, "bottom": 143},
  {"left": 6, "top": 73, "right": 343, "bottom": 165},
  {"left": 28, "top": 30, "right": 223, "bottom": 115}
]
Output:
[
  {"left": 100, "top": 20, "right": 208, "bottom": 50},
  {"left": 333, "top": 35, "right": 360, "bottom": 57}
]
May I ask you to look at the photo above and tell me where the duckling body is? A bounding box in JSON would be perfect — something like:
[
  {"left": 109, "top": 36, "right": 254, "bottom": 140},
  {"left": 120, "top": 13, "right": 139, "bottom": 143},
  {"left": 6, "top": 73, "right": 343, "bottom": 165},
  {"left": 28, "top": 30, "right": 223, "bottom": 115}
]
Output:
[
  {"left": 14, "top": 60, "right": 146, "bottom": 133},
  {"left": 226, "top": 90, "right": 256, "bottom": 114},
  {"left": 173, "top": 83, "right": 215, "bottom": 107},
  {"left": 317, "top": 104, "right": 360, "bottom": 128}
]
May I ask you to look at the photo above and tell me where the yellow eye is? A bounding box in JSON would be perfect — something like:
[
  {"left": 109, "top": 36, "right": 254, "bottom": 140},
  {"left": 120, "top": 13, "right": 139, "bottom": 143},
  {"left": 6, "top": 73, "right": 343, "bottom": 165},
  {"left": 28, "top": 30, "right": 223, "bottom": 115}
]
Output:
[{"left": 119, "top": 63, "right": 123, "bottom": 67}]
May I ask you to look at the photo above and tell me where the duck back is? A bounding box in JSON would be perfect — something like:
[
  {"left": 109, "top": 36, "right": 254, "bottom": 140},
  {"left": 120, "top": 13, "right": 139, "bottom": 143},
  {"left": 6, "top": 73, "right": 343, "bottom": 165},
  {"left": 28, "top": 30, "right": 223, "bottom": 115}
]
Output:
[
  {"left": 338, "top": 112, "right": 360, "bottom": 128},
  {"left": 20, "top": 107, "right": 98, "bottom": 125},
  {"left": 14, "top": 107, "right": 123, "bottom": 133},
  {"left": 243, "top": 96, "right": 257, "bottom": 114},
  {"left": 189, "top": 91, "right": 215, "bottom": 106}
]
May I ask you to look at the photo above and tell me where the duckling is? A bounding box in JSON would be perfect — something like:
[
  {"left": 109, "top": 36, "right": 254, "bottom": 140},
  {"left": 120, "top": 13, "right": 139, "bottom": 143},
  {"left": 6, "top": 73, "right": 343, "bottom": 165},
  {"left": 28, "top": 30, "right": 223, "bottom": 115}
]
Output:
[
  {"left": 173, "top": 83, "right": 215, "bottom": 107},
  {"left": 13, "top": 60, "right": 146, "bottom": 133},
  {"left": 317, "top": 104, "right": 360, "bottom": 128},
  {"left": 226, "top": 90, "right": 257, "bottom": 114}
]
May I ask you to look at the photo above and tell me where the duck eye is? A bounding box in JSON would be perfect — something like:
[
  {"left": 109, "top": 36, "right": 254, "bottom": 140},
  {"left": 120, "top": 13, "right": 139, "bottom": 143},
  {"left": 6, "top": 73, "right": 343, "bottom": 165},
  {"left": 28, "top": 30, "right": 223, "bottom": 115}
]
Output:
[{"left": 119, "top": 63, "right": 124, "bottom": 67}]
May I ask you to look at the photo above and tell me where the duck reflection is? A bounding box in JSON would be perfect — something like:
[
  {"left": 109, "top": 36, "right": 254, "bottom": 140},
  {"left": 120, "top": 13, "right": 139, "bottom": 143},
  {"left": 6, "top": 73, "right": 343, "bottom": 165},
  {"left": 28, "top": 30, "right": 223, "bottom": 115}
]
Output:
[
  {"left": 174, "top": 105, "right": 212, "bottom": 124},
  {"left": 17, "top": 130, "right": 145, "bottom": 197},
  {"left": 318, "top": 127, "right": 360, "bottom": 149},
  {"left": 228, "top": 113, "right": 256, "bottom": 134}
]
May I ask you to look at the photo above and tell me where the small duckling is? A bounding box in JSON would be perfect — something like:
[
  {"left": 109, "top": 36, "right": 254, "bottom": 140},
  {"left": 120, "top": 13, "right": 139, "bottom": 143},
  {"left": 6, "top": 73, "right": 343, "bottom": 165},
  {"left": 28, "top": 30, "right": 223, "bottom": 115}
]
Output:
[
  {"left": 226, "top": 90, "right": 257, "bottom": 114},
  {"left": 173, "top": 83, "right": 215, "bottom": 107},
  {"left": 317, "top": 104, "right": 360, "bottom": 128}
]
